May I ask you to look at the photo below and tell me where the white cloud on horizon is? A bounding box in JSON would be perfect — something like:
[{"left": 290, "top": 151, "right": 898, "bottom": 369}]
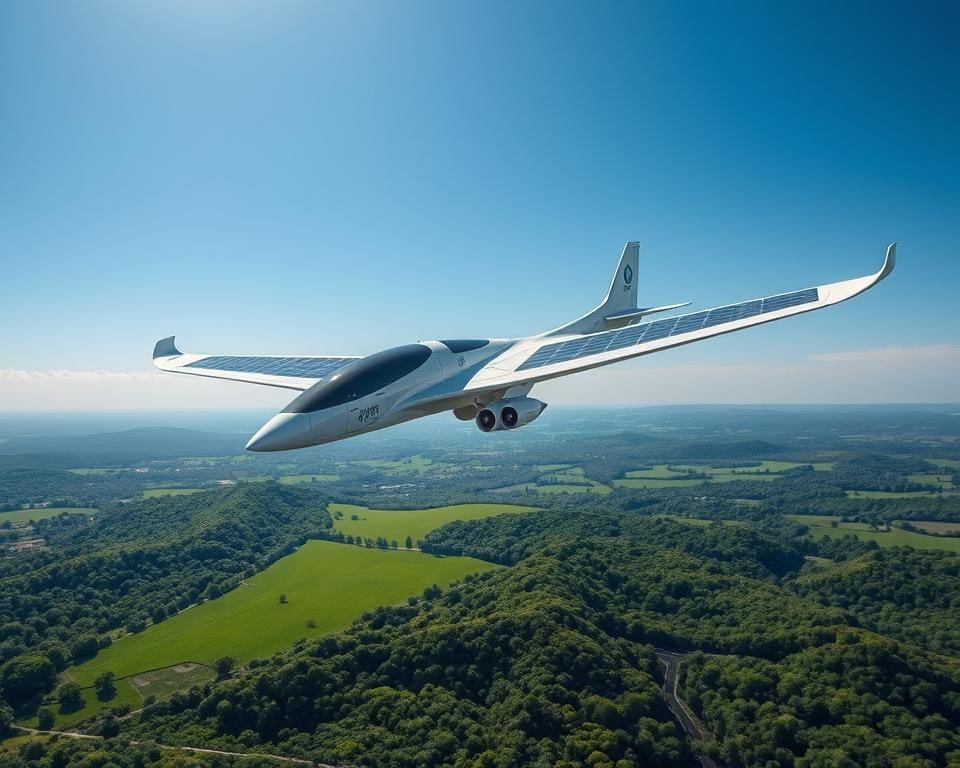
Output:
[
  {"left": 0, "top": 369, "right": 167, "bottom": 382},
  {"left": 806, "top": 344, "right": 960, "bottom": 365}
]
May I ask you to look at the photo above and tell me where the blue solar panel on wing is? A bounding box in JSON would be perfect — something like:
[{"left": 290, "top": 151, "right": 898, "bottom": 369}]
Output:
[
  {"left": 516, "top": 284, "right": 821, "bottom": 372},
  {"left": 641, "top": 318, "right": 677, "bottom": 342},
  {"left": 704, "top": 305, "right": 739, "bottom": 326},
  {"left": 738, "top": 300, "right": 763, "bottom": 319},
  {"left": 761, "top": 288, "right": 819, "bottom": 313},
  {"left": 580, "top": 333, "right": 614, "bottom": 356},
  {"left": 670, "top": 311, "right": 709, "bottom": 335},
  {"left": 521, "top": 349, "right": 557, "bottom": 366},
  {"left": 612, "top": 324, "right": 648, "bottom": 345},
  {"left": 186, "top": 356, "right": 355, "bottom": 378}
]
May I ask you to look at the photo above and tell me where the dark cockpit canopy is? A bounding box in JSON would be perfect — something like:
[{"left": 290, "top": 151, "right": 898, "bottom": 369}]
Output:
[
  {"left": 439, "top": 339, "right": 489, "bottom": 353},
  {"left": 284, "top": 344, "right": 432, "bottom": 413}
]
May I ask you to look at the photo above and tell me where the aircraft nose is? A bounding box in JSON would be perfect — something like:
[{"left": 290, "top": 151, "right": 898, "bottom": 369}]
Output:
[{"left": 246, "top": 412, "right": 314, "bottom": 452}]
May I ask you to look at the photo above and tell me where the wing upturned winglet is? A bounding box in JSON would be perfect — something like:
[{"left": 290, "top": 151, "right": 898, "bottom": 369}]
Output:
[
  {"left": 153, "top": 336, "right": 181, "bottom": 359},
  {"left": 877, "top": 242, "right": 897, "bottom": 283}
]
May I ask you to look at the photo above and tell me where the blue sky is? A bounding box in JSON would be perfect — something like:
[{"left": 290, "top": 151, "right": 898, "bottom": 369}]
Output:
[{"left": 1, "top": 1, "right": 957, "bottom": 409}]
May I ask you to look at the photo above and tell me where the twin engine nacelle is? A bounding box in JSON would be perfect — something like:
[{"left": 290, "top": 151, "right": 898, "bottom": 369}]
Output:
[{"left": 476, "top": 397, "right": 548, "bottom": 432}]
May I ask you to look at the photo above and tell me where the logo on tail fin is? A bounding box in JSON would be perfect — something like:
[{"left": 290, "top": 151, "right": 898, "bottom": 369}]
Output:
[{"left": 623, "top": 264, "right": 633, "bottom": 288}]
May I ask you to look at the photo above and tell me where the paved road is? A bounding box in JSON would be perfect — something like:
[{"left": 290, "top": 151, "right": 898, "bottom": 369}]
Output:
[{"left": 655, "top": 651, "right": 720, "bottom": 768}]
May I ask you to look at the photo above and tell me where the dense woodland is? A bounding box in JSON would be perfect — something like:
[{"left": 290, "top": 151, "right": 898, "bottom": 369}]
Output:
[
  {"left": 791, "top": 548, "right": 960, "bottom": 656},
  {"left": 1, "top": 408, "right": 959, "bottom": 766},
  {"left": 115, "top": 530, "right": 960, "bottom": 767}
]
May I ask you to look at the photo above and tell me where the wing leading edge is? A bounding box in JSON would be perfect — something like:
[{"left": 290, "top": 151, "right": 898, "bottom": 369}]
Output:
[
  {"left": 463, "top": 243, "right": 897, "bottom": 393},
  {"left": 152, "top": 336, "right": 359, "bottom": 391}
]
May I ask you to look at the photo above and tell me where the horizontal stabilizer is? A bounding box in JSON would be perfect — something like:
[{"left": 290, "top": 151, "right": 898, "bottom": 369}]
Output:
[{"left": 605, "top": 302, "right": 691, "bottom": 323}]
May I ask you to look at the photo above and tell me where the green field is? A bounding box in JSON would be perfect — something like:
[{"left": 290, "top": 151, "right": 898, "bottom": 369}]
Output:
[
  {"left": 907, "top": 473, "right": 955, "bottom": 489},
  {"left": 651, "top": 514, "right": 749, "bottom": 528},
  {"left": 615, "top": 461, "right": 831, "bottom": 488},
  {"left": 925, "top": 457, "right": 960, "bottom": 470},
  {"left": 356, "top": 455, "right": 452, "bottom": 474},
  {"left": 128, "top": 662, "right": 215, "bottom": 699},
  {"left": 845, "top": 490, "right": 937, "bottom": 499},
  {"left": 279, "top": 474, "right": 339, "bottom": 484},
  {"left": 530, "top": 467, "right": 611, "bottom": 494},
  {"left": 23, "top": 664, "right": 219, "bottom": 730},
  {"left": 615, "top": 477, "right": 705, "bottom": 489},
  {"left": 900, "top": 520, "right": 960, "bottom": 534},
  {"left": 331, "top": 502, "right": 534, "bottom": 544},
  {"left": 624, "top": 465, "right": 696, "bottom": 479},
  {"left": 497, "top": 464, "right": 612, "bottom": 494},
  {"left": 181, "top": 455, "right": 252, "bottom": 465},
  {"left": 787, "top": 515, "right": 960, "bottom": 552},
  {"left": 706, "top": 471, "right": 781, "bottom": 482},
  {"left": 142, "top": 488, "right": 202, "bottom": 498},
  {"left": 1, "top": 507, "right": 95, "bottom": 524},
  {"left": 31, "top": 677, "right": 144, "bottom": 729},
  {"left": 68, "top": 541, "right": 498, "bottom": 691},
  {"left": 496, "top": 481, "right": 611, "bottom": 495}
]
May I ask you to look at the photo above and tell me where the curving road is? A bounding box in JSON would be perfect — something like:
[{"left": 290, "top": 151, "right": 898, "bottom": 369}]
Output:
[{"left": 655, "top": 650, "right": 720, "bottom": 768}]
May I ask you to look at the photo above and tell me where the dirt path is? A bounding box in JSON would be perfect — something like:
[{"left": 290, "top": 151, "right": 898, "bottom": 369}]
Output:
[
  {"left": 655, "top": 650, "right": 721, "bottom": 768},
  {"left": 13, "top": 725, "right": 334, "bottom": 766}
]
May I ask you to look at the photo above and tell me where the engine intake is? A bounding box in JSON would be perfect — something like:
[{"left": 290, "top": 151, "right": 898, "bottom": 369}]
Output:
[{"left": 475, "top": 397, "right": 547, "bottom": 432}]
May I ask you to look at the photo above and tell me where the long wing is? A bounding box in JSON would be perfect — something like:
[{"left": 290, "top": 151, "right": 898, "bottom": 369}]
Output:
[
  {"left": 461, "top": 244, "right": 896, "bottom": 395},
  {"left": 152, "top": 336, "right": 360, "bottom": 391}
]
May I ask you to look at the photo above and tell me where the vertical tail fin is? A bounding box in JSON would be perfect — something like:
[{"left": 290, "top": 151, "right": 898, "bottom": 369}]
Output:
[
  {"left": 541, "top": 242, "right": 641, "bottom": 336},
  {"left": 604, "top": 241, "right": 640, "bottom": 317}
]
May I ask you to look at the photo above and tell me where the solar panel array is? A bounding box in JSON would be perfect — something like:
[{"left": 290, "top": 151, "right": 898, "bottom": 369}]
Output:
[
  {"left": 185, "top": 356, "right": 357, "bottom": 379},
  {"left": 517, "top": 287, "right": 819, "bottom": 372}
]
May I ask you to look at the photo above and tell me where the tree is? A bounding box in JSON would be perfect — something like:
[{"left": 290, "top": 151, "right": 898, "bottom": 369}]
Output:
[
  {"left": 94, "top": 671, "right": 116, "bottom": 701},
  {"left": 279, "top": 593, "right": 288, "bottom": 604},
  {"left": 36, "top": 707, "right": 54, "bottom": 730},
  {"left": 0, "top": 700, "right": 12, "bottom": 736},
  {"left": 405, "top": 535, "right": 413, "bottom": 549},
  {"left": 1, "top": 653, "right": 57, "bottom": 706},
  {"left": 100, "top": 713, "right": 119, "bottom": 737},
  {"left": 70, "top": 635, "right": 100, "bottom": 662},
  {"left": 214, "top": 656, "right": 235, "bottom": 681},
  {"left": 58, "top": 682, "right": 83, "bottom": 711},
  {"left": 42, "top": 643, "right": 68, "bottom": 672}
]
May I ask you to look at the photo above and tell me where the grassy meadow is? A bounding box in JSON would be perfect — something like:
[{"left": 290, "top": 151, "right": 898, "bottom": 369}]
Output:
[
  {"left": 278, "top": 474, "right": 339, "bottom": 484},
  {"left": 142, "top": 488, "right": 202, "bottom": 498},
  {"left": 614, "top": 461, "right": 834, "bottom": 489},
  {"left": 331, "top": 502, "right": 535, "bottom": 544},
  {"left": 788, "top": 515, "right": 960, "bottom": 552},
  {"left": 68, "top": 540, "right": 497, "bottom": 688},
  {"left": 1, "top": 508, "right": 95, "bottom": 524}
]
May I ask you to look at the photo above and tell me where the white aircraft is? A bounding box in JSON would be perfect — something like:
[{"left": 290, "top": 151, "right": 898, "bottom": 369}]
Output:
[{"left": 154, "top": 242, "right": 895, "bottom": 451}]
